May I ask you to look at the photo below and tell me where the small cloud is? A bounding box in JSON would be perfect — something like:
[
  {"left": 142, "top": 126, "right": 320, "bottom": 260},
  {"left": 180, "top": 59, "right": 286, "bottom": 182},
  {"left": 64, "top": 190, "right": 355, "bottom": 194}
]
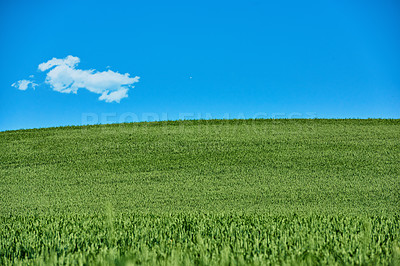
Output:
[
  {"left": 13, "top": 55, "right": 140, "bottom": 103},
  {"left": 38, "top": 55, "right": 80, "bottom": 72},
  {"left": 11, "top": 80, "right": 37, "bottom": 91},
  {"left": 99, "top": 88, "right": 129, "bottom": 103}
]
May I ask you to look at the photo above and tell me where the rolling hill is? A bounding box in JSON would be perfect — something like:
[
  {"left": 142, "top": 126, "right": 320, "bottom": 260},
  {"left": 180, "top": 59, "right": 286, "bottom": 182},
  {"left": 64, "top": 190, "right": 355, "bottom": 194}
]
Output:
[{"left": 0, "top": 119, "right": 399, "bottom": 264}]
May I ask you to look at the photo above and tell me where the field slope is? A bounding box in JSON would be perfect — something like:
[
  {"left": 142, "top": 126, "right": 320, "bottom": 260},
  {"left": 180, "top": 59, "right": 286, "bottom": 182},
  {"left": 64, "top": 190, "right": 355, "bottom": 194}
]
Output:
[{"left": 0, "top": 119, "right": 399, "bottom": 264}]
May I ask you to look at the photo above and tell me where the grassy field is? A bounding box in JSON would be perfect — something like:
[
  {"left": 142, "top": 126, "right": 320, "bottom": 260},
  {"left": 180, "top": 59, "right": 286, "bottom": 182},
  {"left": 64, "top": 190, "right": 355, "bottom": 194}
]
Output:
[{"left": 0, "top": 119, "right": 399, "bottom": 264}]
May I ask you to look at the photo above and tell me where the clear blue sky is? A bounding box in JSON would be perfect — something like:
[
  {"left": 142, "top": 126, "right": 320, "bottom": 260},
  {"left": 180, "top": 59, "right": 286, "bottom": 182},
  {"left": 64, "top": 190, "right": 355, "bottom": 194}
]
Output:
[{"left": 1, "top": 0, "right": 399, "bottom": 131}]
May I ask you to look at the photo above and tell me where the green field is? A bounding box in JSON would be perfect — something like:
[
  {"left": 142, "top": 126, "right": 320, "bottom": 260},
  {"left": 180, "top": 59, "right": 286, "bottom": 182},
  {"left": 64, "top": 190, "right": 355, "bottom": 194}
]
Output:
[{"left": 1, "top": 119, "right": 399, "bottom": 264}]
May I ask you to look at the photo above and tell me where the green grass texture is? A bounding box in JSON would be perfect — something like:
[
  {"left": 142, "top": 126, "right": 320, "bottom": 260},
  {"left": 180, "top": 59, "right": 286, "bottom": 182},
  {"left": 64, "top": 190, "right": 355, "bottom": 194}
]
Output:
[{"left": 1, "top": 119, "right": 399, "bottom": 264}]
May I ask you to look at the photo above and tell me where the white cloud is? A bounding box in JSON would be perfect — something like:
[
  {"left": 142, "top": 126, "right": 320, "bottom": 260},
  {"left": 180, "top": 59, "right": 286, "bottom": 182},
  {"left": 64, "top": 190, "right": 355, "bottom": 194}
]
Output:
[
  {"left": 99, "top": 88, "right": 129, "bottom": 103},
  {"left": 13, "top": 55, "right": 140, "bottom": 103},
  {"left": 38, "top": 55, "right": 81, "bottom": 72},
  {"left": 39, "top": 55, "right": 139, "bottom": 103},
  {"left": 11, "top": 80, "right": 38, "bottom": 91}
]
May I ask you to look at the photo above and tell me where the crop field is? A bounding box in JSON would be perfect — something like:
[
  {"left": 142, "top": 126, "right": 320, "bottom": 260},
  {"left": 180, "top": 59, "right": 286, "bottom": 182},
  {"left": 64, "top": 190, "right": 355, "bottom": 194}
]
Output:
[{"left": 0, "top": 119, "right": 399, "bottom": 264}]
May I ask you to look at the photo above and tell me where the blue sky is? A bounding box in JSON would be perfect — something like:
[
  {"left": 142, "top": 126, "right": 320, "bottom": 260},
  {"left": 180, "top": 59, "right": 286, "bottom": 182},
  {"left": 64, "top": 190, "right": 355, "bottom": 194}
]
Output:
[{"left": 1, "top": 0, "right": 399, "bottom": 131}]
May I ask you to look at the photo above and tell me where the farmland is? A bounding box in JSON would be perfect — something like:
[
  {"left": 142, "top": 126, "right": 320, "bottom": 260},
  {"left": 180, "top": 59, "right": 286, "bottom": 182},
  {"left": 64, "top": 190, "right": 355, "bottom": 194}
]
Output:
[{"left": 0, "top": 119, "right": 399, "bottom": 264}]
